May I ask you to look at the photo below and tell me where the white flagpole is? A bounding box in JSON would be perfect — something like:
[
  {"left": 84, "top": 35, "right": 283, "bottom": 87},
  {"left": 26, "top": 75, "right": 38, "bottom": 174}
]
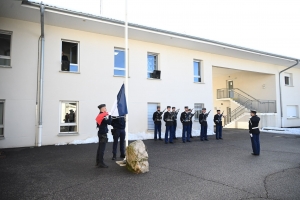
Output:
[{"left": 125, "top": 0, "right": 129, "bottom": 148}]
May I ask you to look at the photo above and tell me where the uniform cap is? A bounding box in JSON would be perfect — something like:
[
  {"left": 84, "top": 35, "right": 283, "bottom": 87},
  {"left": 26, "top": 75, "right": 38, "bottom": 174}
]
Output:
[
  {"left": 184, "top": 106, "right": 188, "bottom": 109},
  {"left": 202, "top": 108, "right": 206, "bottom": 110},
  {"left": 217, "top": 110, "right": 220, "bottom": 112},
  {"left": 98, "top": 104, "right": 106, "bottom": 109},
  {"left": 167, "top": 106, "right": 171, "bottom": 108},
  {"left": 250, "top": 110, "right": 257, "bottom": 114}
]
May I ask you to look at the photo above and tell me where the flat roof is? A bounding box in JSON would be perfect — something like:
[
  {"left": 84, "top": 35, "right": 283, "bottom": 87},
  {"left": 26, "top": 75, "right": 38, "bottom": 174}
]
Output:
[{"left": 0, "top": 0, "right": 299, "bottom": 67}]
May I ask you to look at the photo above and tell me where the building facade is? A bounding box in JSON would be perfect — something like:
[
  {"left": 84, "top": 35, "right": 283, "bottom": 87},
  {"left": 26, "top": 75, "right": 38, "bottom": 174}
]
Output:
[{"left": 0, "top": 0, "right": 299, "bottom": 148}]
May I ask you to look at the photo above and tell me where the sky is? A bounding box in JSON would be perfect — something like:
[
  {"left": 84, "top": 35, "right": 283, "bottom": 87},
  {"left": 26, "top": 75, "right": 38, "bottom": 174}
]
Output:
[{"left": 39, "top": 0, "right": 300, "bottom": 58}]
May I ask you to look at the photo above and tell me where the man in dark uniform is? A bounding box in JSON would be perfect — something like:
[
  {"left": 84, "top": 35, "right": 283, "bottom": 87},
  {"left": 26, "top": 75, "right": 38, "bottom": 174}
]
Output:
[
  {"left": 188, "top": 109, "right": 195, "bottom": 139},
  {"left": 111, "top": 116, "right": 126, "bottom": 160},
  {"left": 171, "top": 107, "right": 179, "bottom": 140},
  {"left": 163, "top": 106, "right": 174, "bottom": 144},
  {"left": 249, "top": 110, "right": 260, "bottom": 156},
  {"left": 199, "top": 108, "right": 208, "bottom": 141},
  {"left": 96, "top": 104, "right": 112, "bottom": 168},
  {"left": 214, "top": 110, "right": 224, "bottom": 140},
  {"left": 180, "top": 106, "right": 191, "bottom": 143},
  {"left": 153, "top": 106, "right": 163, "bottom": 141}
]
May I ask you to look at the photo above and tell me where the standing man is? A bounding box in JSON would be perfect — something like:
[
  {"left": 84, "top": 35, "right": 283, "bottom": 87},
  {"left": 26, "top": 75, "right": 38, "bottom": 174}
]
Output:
[
  {"left": 163, "top": 106, "right": 174, "bottom": 144},
  {"left": 96, "top": 104, "right": 112, "bottom": 168},
  {"left": 153, "top": 106, "right": 163, "bottom": 141},
  {"left": 188, "top": 109, "right": 195, "bottom": 139},
  {"left": 111, "top": 116, "right": 126, "bottom": 160},
  {"left": 249, "top": 110, "right": 260, "bottom": 156},
  {"left": 214, "top": 110, "right": 224, "bottom": 140},
  {"left": 171, "top": 107, "right": 179, "bottom": 140},
  {"left": 180, "top": 106, "right": 191, "bottom": 143},
  {"left": 199, "top": 108, "right": 208, "bottom": 141}
]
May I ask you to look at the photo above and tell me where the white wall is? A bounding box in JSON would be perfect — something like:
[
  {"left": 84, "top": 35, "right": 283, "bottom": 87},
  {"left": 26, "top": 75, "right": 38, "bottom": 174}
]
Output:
[{"left": 0, "top": 17, "right": 299, "bottom": 148}]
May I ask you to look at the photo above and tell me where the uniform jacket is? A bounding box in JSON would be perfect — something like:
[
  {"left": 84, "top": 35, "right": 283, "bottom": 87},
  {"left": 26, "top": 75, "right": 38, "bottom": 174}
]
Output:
[
  {"left": 249, "top": 115, "right": 260, "bottom": 134},
  {"left": 111, "top": 117, "right": 126, "bottom": 130},
  {"left": 199, "top": 113, "right": 208, "bottom": 126},
  {"left": 180, "top": 112, "right": 190, "bottom": 126},
  {"left": 97, "top": 112, "right": 112, "bottom": 134},
  {"left": 153, "top": 111, "right": 163, "bottom": 124},
  {"left": 163, "top": 111, "right": 173, "bottom": 126},
  {"left": 214, "top": 114, "right": 223, "bottom": 126}
]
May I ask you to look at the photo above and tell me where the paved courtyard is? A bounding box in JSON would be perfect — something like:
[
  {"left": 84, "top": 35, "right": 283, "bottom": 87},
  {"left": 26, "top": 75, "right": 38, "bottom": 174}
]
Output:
[{"left": 1, "top": 129, "right": 300, "bottom": 200}]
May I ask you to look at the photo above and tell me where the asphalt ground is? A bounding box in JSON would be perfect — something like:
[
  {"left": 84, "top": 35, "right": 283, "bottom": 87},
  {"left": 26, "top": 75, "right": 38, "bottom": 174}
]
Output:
[{"left": 0, "top": 129, "right": 300, "bottom": 200}]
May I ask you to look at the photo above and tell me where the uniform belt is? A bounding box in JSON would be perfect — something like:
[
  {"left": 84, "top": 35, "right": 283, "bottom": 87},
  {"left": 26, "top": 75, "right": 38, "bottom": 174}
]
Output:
[
  {"left": 156, "top": 119, "right": 161, "bottom": 121},
  {"left": 166, "top": 119, "right": 173, "bottom": 121},
  {"left": 184, "top": 120, "right": 191, "bottom": 122},
  {"left": 252, "top": 127, "right": 259, "bottom": 129}
]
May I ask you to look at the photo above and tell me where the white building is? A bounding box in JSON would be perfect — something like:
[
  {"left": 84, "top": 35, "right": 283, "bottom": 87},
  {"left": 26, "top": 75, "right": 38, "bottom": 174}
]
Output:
[{"left": 0, "top": 0, "right": 299, "bottom": 148}]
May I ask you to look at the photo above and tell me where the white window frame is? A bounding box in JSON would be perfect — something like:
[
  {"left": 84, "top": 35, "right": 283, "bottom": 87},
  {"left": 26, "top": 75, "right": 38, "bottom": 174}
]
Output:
[
  {"left": 194, "top": 103, "right": 204, "bottom": 121},
  {"left": 59, "top": 101, "right": 79, "bottom": 135},
  {"left": 284, "top": 73, "right": 293, "bottom": 86},
  {"left": 0, "top": 100, "right": 4, "bottom": 138},
  {"left": 114, "top": 47, "right": 126, "bottom": 77},
  {"left": 147, "top": 102, "right": 160, "bottom": 130},
  {"left": 61, "top": 39, "right": 80, "bottom": 73},
  {"left": 193, "top": 60, "right": 202, "bottom": 83},
  {"left": 0, "top": 30, "right": 12, "bottom": 68},
  {"left": 147, "top": 52, "right": 159, "bottom": 78},
  {"left": 286, "top": 105, "right": 298, "bottom": 119}
]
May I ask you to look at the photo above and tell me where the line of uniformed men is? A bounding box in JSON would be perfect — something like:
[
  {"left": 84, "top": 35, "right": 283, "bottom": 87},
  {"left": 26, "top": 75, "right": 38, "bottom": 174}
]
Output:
[{"left": 153, "top": 106, "right": 225, "bottom": 143}]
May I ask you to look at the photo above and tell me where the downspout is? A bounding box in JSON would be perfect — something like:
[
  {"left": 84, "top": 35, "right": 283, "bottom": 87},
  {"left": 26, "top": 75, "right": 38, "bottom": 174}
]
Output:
[
  {"left": 278, "top": 60, "right": 299, "bottom": 127},
  {"left": 37, "top": 2, "right": 45, "bottom": 146}
]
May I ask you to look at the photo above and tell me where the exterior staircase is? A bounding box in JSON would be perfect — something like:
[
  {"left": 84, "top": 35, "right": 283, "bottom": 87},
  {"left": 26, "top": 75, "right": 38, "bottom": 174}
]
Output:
[{"left": 217, "top": 88, "right": 276, "bottom": 127}]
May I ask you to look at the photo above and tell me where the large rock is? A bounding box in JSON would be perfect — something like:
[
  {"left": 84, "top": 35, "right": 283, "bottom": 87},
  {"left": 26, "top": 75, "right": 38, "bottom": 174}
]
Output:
[{"left": 126, "top": 140, "right": 149, "bottom": 174}]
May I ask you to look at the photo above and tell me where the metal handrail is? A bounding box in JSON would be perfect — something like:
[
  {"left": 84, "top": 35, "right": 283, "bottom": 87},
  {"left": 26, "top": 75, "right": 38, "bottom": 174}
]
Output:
[{"left": 233, "top": 88, "right": 260, "bottom": 102}]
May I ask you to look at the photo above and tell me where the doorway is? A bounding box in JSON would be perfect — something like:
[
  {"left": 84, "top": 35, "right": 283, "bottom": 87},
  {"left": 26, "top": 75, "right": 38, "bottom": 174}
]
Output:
[{"left": 227, "top": 80, "right": 234, "bottom": 98}]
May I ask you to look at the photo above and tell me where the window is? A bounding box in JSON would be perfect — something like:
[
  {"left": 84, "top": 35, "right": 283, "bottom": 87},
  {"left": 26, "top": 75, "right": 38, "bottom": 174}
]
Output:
[
  {"left": 60, "top": 101, "right": 78, "bottom": 133},
  {"left": 284, "top": 73, "right": 292, "bottom": 86},
  {"left": 61, "top": 40, "right": 79, "bottom": 72},
  {"left": 148, "top": 103, "right": 159, "bottom": 130},
  {"left": 194, "top": 103, "right": 204, "bottom": 121},
  {"left": 286, "top": 105, "right": 298, "bottom": 118},
  {"left": 114, "top": 48, "right": 125, "bottom": 76},
  {"left": 0, "top": 100, "right": 4, "bottom": 137},
  {"left": 0, "top": 31, "right": 12, "bottom": 67},
  {"left": 147, "top": 53, "right": 158, "bottom": 78},
  {"left": 193, "top": 60, "right": 201, "bottom": 82}
]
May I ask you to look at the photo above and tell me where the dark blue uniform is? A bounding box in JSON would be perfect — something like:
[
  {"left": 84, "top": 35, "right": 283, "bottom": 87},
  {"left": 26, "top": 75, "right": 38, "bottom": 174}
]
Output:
[
  {"left": 111, "top": 117, "right": 126, "bottom": 158},
  {"left": 172, "top": 111, "right": 179, "bottom": 139},
  {"left": 153, "top": 111, "right": 163, "bottom": 140},
  {"left": 189, "top": 113, "right": 195, "bottom": 138},
  {"left": 249, "top": 115, "right": 260, "bottom": 155},
  {"left": 163, "top": 111, "right": 174, "bottom": 144},
  {"left": 96, "top": 113, "right": 111, "bottom": 165},
  {"left": 199, "top": 113, "right": 208, "bottom": 141},
  {"left": 214, "top": 114, "right": 223, "bottom": 139},
  {"left": 180, "top": 112, "right": 191, "bottom": 143}
]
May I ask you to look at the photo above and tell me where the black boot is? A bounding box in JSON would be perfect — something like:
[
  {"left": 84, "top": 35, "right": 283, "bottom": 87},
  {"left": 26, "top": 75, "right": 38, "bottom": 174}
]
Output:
[
  {"left": 120, "top": 154, "right": 125, "bottom": 159},
  {"left": 112, "top": 154, "right": 116, "bottom": 160},
  {"left": 98, "top": 162, "right": 108, "bottom": 168}
]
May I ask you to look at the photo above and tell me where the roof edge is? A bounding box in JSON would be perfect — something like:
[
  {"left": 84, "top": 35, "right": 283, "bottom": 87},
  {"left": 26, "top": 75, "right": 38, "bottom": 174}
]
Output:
[{"left": 22, "top": 0, "right": 300, "bottom": 63}]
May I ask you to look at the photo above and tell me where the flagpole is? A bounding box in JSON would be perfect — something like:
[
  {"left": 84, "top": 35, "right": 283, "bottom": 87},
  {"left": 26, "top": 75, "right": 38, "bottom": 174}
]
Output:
[{"left": 125, "top": 0, "right": 129, "bottom": 148}]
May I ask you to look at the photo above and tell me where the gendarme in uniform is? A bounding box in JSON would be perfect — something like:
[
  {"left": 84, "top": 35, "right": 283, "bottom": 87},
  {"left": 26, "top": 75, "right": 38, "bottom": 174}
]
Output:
[{"left": 249, "top": 110, "right": 260, "bottom": 156}]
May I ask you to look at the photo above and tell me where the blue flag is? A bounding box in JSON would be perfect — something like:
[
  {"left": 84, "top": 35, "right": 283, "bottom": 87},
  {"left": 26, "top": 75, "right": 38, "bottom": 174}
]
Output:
[{"left": 110, "top": 84, "right": 128, "bottom": 116}]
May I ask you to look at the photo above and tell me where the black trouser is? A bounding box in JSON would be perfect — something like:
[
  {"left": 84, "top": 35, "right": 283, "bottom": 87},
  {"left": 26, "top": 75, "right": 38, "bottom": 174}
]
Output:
[
  {"left": 96, "top": 133, "right": 107, "bottom": 164},
  {"left": 112, "top": 129, "right": 126, "bottom": 156}
]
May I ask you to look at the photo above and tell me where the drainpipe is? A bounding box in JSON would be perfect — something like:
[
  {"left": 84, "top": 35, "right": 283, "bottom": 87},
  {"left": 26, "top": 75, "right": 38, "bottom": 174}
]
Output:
[
  {"left": 278, "top": 60, "right": 299, "bottom": 127},
  {"left": 36, "top": 2, "right": 45, "bottom": 146}
]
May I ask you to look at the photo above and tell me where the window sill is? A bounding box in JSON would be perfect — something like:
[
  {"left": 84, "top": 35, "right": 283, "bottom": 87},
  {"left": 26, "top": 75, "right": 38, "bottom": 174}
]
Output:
[
  {"left": 194, "top": 82, "right": 204, "bottom": 84},
  {"left": 58, "top": 133, "right": 79, "bottom": 136},
  {"left": 113, "top": 75, "right": 130, "bottom": 78},
  {"left": 147, "top": 78, "right": 161, "bottom": 80},
  {"left": 59, "top": 71, "right": 80, "bottom": 74},
  {"left": 0, "top": 65, "right": 12, "bottom": 68},
  {"left": 0, "top": 136, "right": 4, "bottom": 140},
  {"left": 285, "top": 85, "right": 294, "bottom": 87},
  {"left": 287, "top": 117, "right": 298, "bottom": 120}
]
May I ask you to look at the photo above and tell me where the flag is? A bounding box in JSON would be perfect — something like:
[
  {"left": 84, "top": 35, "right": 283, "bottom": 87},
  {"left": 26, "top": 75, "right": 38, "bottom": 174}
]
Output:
[
  {"left": 111, "top": 84, "right": 128, "bottom": 116},
  {"left": 95, "top": 112, "right": 108, "bottom": 125}
]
